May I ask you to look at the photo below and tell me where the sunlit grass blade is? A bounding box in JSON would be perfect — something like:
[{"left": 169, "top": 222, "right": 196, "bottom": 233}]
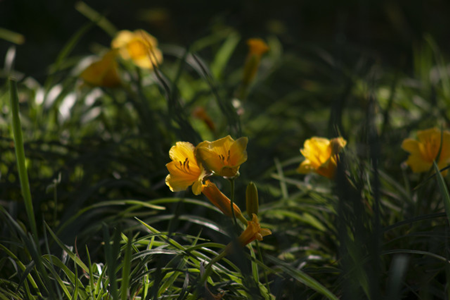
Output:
[
  {"left": 120, "top": 234, "right": 133, "bottom": 300},
  {"left": 45, "top": 223, "right": 89, "bottom": 273},
  {"left": 0, "top": 27, "right": 25, "bottom": 44},
  {"left": 211, "top": 31, "right": 240, "bottom": 79},
  {"left": 274, "top": 157, "right": 288, "bottom": 199},
  {"left": 75, "top": 1, "right": 117, "bottom": 36}
]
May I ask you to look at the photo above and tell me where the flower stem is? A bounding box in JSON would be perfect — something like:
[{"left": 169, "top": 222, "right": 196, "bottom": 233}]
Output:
[
  {"left": 228, "top": 177, "right": 237, "bottom": 226},
  {"left": 256, "top": 240, "right": 270, "bottom": 294}
]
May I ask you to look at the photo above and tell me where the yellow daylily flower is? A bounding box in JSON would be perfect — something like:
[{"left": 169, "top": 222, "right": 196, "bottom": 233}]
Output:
[
  {"left": 201, "top": 180, "right": 247, "bottom": 223},
  {"left": 79, "top": 50, "right": 121, "bottom": 88},
  {"left": 195, "top": 136, "right": 248, "bottom": 178},
  {"left": 241, "top": 38, "right": 269, "bottom": 87},
  {"left": 297, "top": 137, "right": 347, "bottom": 179},
  {"left": 402, "top": 127, "right": 450, "bottom": 175},
  {"left": 225, "top": 214, "right": 271, "bottom": 254},
  {"left": 111, "top": 29, "right": 163, "bottom": 69},
  {"left": 165, "top": 142, "right": 206, "bottom": 195}
]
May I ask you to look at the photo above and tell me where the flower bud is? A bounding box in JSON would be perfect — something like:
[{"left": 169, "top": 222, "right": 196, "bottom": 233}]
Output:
[{"left": 246, "top": 182, "right": 259, "bottom": 218}]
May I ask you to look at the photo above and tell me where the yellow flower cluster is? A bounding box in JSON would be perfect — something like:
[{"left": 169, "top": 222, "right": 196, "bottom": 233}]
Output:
[
  {"left": 296, "top": 127, "right": 450, "bottom": 179},
  {"left": 79, "top": 29, "right": 163, "bottom": 88},
  {"left": 165, "top": 135, "right": 271, "bottom": 249}
]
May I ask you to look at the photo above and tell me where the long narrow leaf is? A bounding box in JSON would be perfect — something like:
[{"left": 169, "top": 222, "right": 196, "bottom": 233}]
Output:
[
  {"left": 8, "top": 79, "right": 37, "bottom": 240},
  {"left": 433, "top": 161, "right": 450, "bottom": 225}
]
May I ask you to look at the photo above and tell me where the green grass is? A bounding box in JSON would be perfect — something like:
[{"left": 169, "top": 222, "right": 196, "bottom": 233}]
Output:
[{"left": 2, "top": 4, "right": 450, "bottom": 299}]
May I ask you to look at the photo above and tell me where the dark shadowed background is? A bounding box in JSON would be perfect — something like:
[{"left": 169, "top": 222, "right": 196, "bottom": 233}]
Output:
[{"left": 1, "top": 0, "right": 450, "bottom": 81}]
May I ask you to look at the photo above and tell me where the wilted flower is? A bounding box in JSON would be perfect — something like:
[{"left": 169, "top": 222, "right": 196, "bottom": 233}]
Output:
[
  {"left": 79, "top": 50, "right": 121, "bottom": 87},
  {"left": 165, "top": 142, "right": 206, "bottom": 195},
  {"left": 297, "top": 137, "right": 347, "bottom": 179},
  {"left": 195, "top": 136, "right": 248, "bottom": 178},
  {"left": 225, "top": 214, "right": 271, "bottom": 254},
  {"left": 192, "top": 107, "right": 215, "bottom": 132},
  {"left": 201, "top": 180, "right": 247, "bottom": 223},
  {"left": 111, "top": 29, "right": 163, "bottom": 69},
  {"left": 402, "top": 127, "right": 450, "bottom": 175}
]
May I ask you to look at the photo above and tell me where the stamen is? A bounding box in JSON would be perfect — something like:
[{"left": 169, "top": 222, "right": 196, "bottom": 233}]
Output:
[{"left": 227, "top": 150, "right": 230, "bottom": 162}]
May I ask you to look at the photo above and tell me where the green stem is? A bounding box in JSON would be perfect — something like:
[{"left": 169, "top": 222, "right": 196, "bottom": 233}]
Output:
[
  {"left": 9, "top": 78, "right": 38, "bottom": 242},
  {"left": 256, "top": 240, "right": 270, "bottom": 294},
  {"left": 228, "top": 177, "right": 238, "bottom": 225}
]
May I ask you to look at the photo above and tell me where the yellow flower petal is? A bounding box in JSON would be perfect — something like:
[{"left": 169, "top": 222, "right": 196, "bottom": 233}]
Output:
[
  {"left": 165, "top": 142, "right": 205, "bottom": 195},
  {"left": 401, "top": 139, "right": 421, "bottom": 155},
  {"left": 403, "top": 127, "right": 450, "bottom": 174},
  {"left": 298, "top": 136, "right": 346, "bottom": 179},
  {"left": 405, "top": 155, "right": 432, "bottom": 173},
  {"left": 196, "top": 136, "right": 248, "bottom": 178},
  {"left": 79, "top": 50, "right": 121, "bottom": 87},
  {"left": 228, "top": 137, "right": 248, "bottom": 166},
  {"left": 111, "top": 29, "right": 162, "bottom": 69},
  {"left": 301, "top": 137, "right": 332, "bottom": 167}
]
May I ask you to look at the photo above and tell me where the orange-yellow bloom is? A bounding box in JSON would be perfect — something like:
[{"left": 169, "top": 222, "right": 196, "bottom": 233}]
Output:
[
  {"left": 297, "top": 137, "right": 347, "bottom": 179},
  {"left": 201, "top": 180, "right": 246, "bottom": 223},
  {"left": 165, "top": 142, "right": 206, "bottom": 195},
  {"left": 225, "top": 214, "right": 271, "bottom": 254},
  {"left": 402, "top": 127, "right": 450, "bottom": 175},
  {"left": 242, "top": 38, "right": 269, "bottom": 86},
  {"left": 111, "top": 29, "right": 163, "bottom": 69},
  {"left": 247, "top": 38, "right": 270, "bottom": 56},
  {"left": 79, "top": 50, "right": 121, "bottom": 87},
  {"left": 195, "top": 136, "right": 248, "bottom": 178}
]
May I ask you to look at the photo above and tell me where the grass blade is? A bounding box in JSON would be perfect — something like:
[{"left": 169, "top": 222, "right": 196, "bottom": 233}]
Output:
[
  {"left": 433, "top": 161, "right": 450, "bottom": 225},
  {"left": 8, "top": 79, "right": 38, "bottom": 240},
  {"left": 266, "top": 255, "right": 338, "bottom": 300},
  {"left": 121, "top": 234, "right": 133, "bottom": 300}
]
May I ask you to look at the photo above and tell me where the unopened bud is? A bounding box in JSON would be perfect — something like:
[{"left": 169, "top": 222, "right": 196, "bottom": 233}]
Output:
[{"left": 246, "top": 182, "right": 259, "bottom": 218}]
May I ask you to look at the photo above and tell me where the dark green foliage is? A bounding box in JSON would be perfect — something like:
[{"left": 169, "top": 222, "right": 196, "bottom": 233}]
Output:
[{"left": 2, "top": 4, "right": 450, "bottom": 299}]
